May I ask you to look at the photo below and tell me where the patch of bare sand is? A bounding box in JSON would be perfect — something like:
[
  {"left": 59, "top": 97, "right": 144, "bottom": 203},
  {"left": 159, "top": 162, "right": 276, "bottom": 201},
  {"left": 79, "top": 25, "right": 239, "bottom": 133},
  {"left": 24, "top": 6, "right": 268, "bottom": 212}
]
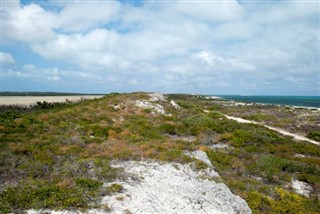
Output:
[{"left": 0, "top": 96, "right": 103, "bottom": 106}]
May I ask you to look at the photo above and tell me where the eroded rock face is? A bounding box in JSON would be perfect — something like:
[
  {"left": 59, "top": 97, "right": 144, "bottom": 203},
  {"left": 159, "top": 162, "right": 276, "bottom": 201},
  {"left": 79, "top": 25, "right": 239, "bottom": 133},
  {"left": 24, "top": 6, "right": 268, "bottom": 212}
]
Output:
[{"left": 104, "top": 161, "right": 252, "bottom": 214}]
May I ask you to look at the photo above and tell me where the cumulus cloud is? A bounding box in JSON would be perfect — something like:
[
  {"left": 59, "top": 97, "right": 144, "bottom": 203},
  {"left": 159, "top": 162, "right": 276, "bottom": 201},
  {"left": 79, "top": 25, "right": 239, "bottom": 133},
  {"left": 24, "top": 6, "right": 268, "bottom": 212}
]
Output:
[
  {"left": 1, "top": 52, "right": 16, "bottom": 64},
  {"left": 3, "top": 3, "right": 57, "bottom": 43},
  {"left": 58, "top": 1, "right": 120, "bottom": 32},
  {"left": 174, "top": 0, "right": 243, "bottom": 22},
  {"left": 2, "top": 0, "right": 319, "bottom": 94},
  {"left": 4, "top": 64, "right": 61, "bottom": 81}
]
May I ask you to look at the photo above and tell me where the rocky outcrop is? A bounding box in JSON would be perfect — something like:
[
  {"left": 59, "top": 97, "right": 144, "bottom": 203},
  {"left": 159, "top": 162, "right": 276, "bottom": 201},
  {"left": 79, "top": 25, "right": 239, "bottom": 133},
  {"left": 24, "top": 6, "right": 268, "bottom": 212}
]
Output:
[{"left": 104, "top": 161, "right": 252, "bottom": 214}]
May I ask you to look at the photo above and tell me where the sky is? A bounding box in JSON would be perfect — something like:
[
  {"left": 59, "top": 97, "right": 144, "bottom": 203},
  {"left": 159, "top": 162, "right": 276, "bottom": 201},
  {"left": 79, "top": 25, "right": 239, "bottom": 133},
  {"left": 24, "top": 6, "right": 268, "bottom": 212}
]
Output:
[{"left": 1, "top": 0, "right": 319, "bottom": 95}]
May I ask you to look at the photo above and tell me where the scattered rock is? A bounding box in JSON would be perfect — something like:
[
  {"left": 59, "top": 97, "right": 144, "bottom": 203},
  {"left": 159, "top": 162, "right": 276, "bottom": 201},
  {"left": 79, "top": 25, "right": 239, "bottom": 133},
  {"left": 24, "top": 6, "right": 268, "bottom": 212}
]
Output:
[
  {"left": 210, "top": 143, "right": 229, "bottom": 150},
  {"left": 113, "top": 103, "right": 124, "bottom": 110},
  {"left": 198, "top": 130, "right": 219, "bottom": 145},
  {"left": 170, "top": 100, "right": 180, "bottom": 109},
  {"left": 135, "top": 100, "right": 167, "bottom": 115},
  {"left": 185, "top": 150, "right": 212, "bottom": 167},
  {"left": 166, "top": 134, "right": 197, "bottom": 142},
  {"left": 148, "top": 93, "right": 166, "bottom": 102},
  {"left": 291, "top": 179, "right": 312, "bottom": 197},
  {"left": 294, "top": 154, "right": 307, "bottom": 158}
]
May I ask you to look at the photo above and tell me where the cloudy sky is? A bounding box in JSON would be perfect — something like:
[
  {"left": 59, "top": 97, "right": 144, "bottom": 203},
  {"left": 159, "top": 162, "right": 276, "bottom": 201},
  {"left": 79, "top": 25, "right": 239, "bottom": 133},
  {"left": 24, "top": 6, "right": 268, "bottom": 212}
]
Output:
[{"left": 1, "top": 0, "right": 319, "bottom": 95}]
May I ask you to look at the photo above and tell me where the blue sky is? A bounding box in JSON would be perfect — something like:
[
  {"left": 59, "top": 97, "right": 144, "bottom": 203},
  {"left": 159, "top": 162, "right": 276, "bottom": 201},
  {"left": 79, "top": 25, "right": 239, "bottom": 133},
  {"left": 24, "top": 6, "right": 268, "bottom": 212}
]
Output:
[{"left": 1, "top": 0, "right": 319, "bottom": 95}]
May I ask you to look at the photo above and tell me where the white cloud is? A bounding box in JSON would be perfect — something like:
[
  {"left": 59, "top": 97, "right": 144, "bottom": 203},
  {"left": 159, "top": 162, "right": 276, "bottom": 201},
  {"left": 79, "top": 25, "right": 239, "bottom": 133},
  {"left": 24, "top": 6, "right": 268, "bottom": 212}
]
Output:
[
  {"left": 3, "top": 3, "right": 57, "bottom": 43},
  {"left": 0, "top": 52, "right": 16, "bottom": 64},
  {"left": 58, "top": 1, "right": 120, "bottom": 32},
  {"left": 191, "top": 51, "right": 255, "bottom": 72},
  {"left": 31, "top": 29, "right": 124, "bottom": 70},
  {"left": 2, "top": 0, "right": 319, "bottom": 94},
  {"left": 174, "top": 0, "right": 243, "bottom": 22},
  {"left": 2, "top": 0, "right": 20, "bottom": 12},
  {"left": 20, "top": 65, "right": 61, "bottom": 81}
]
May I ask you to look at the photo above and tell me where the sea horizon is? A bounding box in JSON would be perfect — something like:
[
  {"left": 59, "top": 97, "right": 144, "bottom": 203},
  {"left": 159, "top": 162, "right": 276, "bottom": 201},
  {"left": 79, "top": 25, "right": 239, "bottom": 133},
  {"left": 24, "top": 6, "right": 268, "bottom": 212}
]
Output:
[{"left": 209, "top": 95, "right": 320, "bottom": 108}]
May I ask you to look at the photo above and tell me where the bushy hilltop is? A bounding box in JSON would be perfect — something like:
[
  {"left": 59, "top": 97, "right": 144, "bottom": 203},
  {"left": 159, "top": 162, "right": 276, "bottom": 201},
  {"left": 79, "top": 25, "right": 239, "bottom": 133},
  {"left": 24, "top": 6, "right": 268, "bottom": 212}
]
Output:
[{"left": 0, "top": 93, "right": 319, "bottom": 213}]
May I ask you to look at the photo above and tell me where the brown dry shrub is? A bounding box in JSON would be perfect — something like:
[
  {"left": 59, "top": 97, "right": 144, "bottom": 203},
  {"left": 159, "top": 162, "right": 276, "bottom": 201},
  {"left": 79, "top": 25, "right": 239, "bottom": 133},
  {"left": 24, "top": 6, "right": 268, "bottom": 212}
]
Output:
[
  {"left": 198, "top": 145, "right": 209, "bottom": 152},
  {"left": 9, "top": 143, "right": 28, "bottom": 154},
  {"left": 59, "top": 145, "right": 79, "bottom": 154},
  {"left": 108, "top": 130, "right": 117, "bottom": 140},
  {"left": 39, "top": 114, "right": 50, "bottom": 121},
  {"left": 57, "top": 178, "right": 74, "bottom": 188}
]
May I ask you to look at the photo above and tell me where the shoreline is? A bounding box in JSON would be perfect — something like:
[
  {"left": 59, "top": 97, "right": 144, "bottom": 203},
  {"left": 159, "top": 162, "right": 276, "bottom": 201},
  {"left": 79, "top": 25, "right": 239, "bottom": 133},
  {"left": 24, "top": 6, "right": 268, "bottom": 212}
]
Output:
[
  {"left": 0, "top": 95, "right": 104, "bottom": 106},
  {"left": 205, "top": 96, "right": 320, "bottom": 111}
]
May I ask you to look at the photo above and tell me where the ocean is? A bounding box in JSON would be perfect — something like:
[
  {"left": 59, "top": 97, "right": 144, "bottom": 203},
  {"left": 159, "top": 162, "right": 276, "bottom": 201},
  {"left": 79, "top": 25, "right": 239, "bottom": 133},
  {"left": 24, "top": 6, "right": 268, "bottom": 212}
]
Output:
[{"left": 212, "top": 95, "right": 320, "bottom": 108}]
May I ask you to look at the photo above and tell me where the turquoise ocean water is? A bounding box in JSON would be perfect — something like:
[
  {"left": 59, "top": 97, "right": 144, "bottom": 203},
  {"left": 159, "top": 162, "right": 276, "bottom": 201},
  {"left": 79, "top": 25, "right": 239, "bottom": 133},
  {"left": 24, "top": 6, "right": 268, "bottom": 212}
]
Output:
[{"left": 212, "top": 95, "right": 320, "bottom": 108}]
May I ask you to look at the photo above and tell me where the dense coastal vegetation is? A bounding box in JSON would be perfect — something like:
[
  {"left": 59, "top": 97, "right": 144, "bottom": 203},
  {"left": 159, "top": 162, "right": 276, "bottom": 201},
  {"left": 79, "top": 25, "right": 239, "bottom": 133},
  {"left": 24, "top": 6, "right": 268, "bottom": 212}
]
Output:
[{"left": 0, "top": 93, "right": 319, "bottom": 213}]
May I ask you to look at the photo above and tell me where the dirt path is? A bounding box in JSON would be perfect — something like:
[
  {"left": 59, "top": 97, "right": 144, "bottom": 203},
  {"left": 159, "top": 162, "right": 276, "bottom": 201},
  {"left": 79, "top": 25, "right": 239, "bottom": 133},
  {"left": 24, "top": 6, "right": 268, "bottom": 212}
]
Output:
[{"left": 224, "top": 115, "right": 319, "bottom": 146}]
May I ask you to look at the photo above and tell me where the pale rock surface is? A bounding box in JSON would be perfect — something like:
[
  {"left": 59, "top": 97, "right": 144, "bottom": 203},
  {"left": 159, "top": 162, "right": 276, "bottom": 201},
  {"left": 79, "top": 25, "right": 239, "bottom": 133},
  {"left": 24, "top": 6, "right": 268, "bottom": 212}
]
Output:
[
  {"left": 135, "top": 100, "right": 166, "bottom": 115},
  {"left": 185, "top": 150, "right": 220, "bottom": 178},
  {"left": 211, "top": 143, "right": 229, "bottom": 149},
  {"left": 170, "top": 100, "right": 180, "bottom": 109},
  {"left": 135, "top": 93, "right": 171, "bottom": 115},
  {"left": 148, "top": 93, "right": 166, "bottom": 102},
  {"left": 167, "top": 134, "right": 197, "bottom": 142},
  {"left": 291, "top": 179, "right": 312, "bottom": 197},
  {"left": 185, "top": 150, "right": 212, "bottom": 167},
  {"left": 28, "top": 161, "right": 251, "bottom": 214},
  {"left": 103, "top": 161, "right": 252, "bottom": 214}
]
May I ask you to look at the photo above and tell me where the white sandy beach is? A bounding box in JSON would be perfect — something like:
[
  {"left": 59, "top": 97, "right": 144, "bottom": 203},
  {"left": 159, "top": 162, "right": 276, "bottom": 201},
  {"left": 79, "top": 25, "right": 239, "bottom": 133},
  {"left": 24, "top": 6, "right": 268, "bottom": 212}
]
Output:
[{"left": 0, "top": 95, "right": 104, "bottom": 106}]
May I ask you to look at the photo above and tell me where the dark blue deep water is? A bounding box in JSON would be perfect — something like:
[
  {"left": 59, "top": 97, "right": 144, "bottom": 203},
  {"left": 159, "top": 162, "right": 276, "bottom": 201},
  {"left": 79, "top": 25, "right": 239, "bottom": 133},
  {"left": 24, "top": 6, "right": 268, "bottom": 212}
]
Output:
[{"left": 212, "top": 95, "right": 320, "bottom": 108}]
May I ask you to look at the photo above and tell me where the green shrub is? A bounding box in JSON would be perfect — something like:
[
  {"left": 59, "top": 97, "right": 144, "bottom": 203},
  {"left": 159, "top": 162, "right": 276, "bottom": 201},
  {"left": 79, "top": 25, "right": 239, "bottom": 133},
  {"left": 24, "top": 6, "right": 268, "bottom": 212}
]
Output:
[
  {"left": 206, "top": 150, "right": 233, "bottom": 170},
  {"left": 75, "top": 178, "right": 103, "bottom": 190},
  {"left": 94, "top": 158, "right": 119, "bottom": 181},
  {"left": 159, "top": 123, "right": 176, "bottom": 135},
  {"left": 243, "top": 114, "right": 276, "bottom": 122},
  {"left": 247, "top": 191, "right": 273, "bottom": 213},
  {"left": 90, "top": 125, "right": 110, "bottom": 138},
  {"left": 246, "top": 155, "right": 319, "bottom": 183},
  {"left": 105, "top": 183, "right": 123, "bottom": 195},
  {"left": 231, "top": 129, "right": 277, "bottom": 147},
  {"left": 0, "top": 180, "right": 90, "bottom": 212},
  {"left": 182, "top": 115, "right": 213, "bottom": 135},
  {"left": 306, "top": 131, "right": 320, "bottom": 142}
]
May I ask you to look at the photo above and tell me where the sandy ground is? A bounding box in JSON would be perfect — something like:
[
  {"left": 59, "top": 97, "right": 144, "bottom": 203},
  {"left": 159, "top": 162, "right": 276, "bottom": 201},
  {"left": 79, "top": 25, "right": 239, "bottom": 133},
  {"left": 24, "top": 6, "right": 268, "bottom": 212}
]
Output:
[{"left": 0, "top": 96, "right": 104, "bottom": 105}]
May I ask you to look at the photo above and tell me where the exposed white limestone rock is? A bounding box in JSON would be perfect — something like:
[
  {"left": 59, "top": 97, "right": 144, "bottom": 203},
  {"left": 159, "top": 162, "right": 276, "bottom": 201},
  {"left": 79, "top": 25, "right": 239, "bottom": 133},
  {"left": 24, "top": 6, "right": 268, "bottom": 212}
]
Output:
[
  {"left": 170, "top": 100, "right": 180, "bottom": 109},
  {"left": 103, "top": 161, "right": 252, "bottom": 214},
  {"left": 149, "top": 93, "right": 166, "bottom": 102},
  {"left": 291, "top": 179, "right": 312, "bottom": 197},
  {"left": 185, "top": 150, "right": 212, "bottom": 167},
  {"left": 135, "top": 100, "right": 167, "bottom": 115},
  {"left": 211, "top": 143, "right": 229, "bottom": 150}
]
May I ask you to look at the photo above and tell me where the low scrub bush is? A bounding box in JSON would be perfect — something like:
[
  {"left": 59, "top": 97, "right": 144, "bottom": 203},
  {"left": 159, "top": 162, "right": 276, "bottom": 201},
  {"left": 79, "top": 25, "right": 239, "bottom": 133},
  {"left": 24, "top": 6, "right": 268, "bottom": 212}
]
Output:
[
  {"left": 75, "top": 178, "right": 103, "bottom": 190},
  {"left": 306, "top": 131, "right": 320, "bottom": 141},
  {"left": 0, "top": 179, "right": 95, "bottom": 212},
  {"left": 206, "top": 150, "right": 234, "bottom": 170}
]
